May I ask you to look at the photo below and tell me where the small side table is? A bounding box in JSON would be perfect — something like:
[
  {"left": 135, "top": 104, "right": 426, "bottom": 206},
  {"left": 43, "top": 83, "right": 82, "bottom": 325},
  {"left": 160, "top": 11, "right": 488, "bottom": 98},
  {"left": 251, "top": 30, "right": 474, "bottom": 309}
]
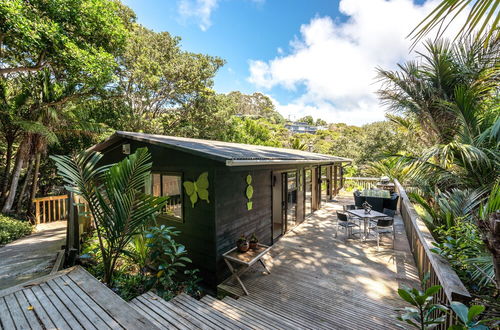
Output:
[{"left": 222, "top": 243, "right": 272, "bottom": 295}]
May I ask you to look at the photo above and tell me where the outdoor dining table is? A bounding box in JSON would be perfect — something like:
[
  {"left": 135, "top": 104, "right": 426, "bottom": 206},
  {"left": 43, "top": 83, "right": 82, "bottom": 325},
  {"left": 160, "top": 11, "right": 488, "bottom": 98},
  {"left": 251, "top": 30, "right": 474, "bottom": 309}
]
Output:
[
  {"left": 222, "top": 243, "right": 272, "bottom": 295},
  {"left": 346, "top": 209, "right": 388, "bottom": 241}
]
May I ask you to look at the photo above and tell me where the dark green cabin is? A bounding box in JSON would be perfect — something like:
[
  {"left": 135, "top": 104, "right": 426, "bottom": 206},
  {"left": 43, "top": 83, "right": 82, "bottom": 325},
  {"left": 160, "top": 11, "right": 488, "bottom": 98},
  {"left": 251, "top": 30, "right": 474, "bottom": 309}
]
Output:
[{"left": 91, "top": 131, "right": 351, "bottom": 289}]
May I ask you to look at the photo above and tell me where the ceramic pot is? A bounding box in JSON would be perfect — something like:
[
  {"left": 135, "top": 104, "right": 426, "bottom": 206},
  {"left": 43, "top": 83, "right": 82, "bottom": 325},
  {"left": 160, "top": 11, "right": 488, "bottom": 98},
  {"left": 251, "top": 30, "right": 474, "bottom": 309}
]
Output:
[
  {"left": 249, "top": 241, "right": 258, "bottom": 250},
  {"left": 237, "top": 240, "right": 249, "bottom": 252}
]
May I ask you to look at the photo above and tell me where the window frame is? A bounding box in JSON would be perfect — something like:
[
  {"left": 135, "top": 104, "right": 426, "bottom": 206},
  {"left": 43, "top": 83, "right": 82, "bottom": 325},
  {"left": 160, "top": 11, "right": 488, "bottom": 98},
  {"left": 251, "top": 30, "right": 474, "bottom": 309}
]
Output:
[{"left": 150, "top": 171, "right": 184, "bottom": 223}]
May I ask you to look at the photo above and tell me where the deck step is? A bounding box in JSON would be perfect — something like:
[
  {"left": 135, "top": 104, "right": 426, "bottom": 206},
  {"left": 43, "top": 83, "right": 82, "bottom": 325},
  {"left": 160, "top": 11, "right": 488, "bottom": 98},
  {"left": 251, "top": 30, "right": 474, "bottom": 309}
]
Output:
[
  {"left": 201, "top": 294, "right": 302, "bottom": 330},
  {"left": 220, "top": 295, "right": 309, "bottom": 330},
  {"left": 170, "top": 293, "right": 251, "bottom": 330},
  {"left": 130, "top": 292, "right": 217, "bottom": 329}
]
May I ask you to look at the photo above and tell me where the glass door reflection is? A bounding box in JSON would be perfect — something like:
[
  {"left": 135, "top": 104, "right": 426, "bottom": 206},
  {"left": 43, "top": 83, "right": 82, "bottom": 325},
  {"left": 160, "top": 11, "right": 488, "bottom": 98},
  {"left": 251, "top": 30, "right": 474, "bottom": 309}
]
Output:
[{"left": 286, "top": 171, "right": 297, "bottom": 231}]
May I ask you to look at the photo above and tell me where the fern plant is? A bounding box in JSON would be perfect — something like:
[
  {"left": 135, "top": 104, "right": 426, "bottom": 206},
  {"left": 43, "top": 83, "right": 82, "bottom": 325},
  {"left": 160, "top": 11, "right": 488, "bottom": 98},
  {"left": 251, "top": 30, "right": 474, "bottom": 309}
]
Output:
[{"left": 51, "top": 147, "right": 167, "bottom": 286}]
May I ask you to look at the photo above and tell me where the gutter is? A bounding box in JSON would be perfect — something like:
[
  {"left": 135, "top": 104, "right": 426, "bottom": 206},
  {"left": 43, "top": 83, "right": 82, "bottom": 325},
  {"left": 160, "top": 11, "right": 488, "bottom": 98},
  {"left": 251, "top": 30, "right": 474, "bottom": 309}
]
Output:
[{"left": 225, "top": 159, "right": 351, "bottom": 166}]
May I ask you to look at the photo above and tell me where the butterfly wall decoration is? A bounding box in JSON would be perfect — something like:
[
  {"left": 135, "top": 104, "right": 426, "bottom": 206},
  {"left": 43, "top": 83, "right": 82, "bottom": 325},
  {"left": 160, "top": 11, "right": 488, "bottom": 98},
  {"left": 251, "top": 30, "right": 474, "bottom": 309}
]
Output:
[{"left": 183, "top": 172, "right": 209, "bottom": 207}]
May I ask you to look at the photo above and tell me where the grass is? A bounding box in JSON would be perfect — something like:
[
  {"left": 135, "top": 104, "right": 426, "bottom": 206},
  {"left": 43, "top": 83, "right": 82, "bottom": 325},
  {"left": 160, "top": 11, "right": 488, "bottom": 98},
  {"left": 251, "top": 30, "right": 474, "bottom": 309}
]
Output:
[{"left": 0, "top": 214, "right": 33, "bottom": 245}]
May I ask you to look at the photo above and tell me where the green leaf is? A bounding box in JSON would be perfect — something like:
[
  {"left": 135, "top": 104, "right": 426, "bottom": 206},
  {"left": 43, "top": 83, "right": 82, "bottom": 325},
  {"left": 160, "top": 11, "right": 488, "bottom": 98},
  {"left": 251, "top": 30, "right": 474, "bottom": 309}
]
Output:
[
  {"left": 247, "top": 201, "right": 253, "bottom": 210},
  {"left": 425, "top": 285, "right": 441, "bottom": 296},
  {"left": 450, "top": 302, "right": 469, "bottom": 324},
  {"left": 397, "top": 289, "right": 416, "bottom": 305},
  {"left": 246, "top": 174, "right": 252, "bottom": 185},
  {"left": 467, "top": 305, "right": 485, "bottom": 321}
]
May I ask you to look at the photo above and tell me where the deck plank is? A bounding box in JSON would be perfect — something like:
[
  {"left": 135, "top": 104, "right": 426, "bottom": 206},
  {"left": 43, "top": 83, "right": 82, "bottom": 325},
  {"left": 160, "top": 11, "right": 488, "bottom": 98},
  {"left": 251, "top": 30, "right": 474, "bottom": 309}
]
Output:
[
  {"left": 21, "top": 288, "right": 57, "bottom": 330},
  {"left": 51, "top": 277, "right": 111, "bottom": 330},
  {"left": 13, "top": 290, "right": 43, "bottom": 330},
  {"left": 58, "top": 274, "right": 122, "bottom": 329},
  {"left": 217, "top": 197, "right": 419, "bottom": 330},
  {"left": 67, "top": 267, "right": 158, "bottom": 329},
  {"left": 0, "top": 297, "right": 16, "bottom": 330},
  {"left": 4, "top": 292, "right": 30, "bottom": 330}
]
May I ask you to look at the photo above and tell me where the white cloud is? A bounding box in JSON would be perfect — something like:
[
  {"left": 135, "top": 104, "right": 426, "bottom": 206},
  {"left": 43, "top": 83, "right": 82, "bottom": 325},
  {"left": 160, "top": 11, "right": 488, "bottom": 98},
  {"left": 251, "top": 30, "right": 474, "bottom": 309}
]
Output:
[
  {"left": 248, "top": 0, "right": 469, "bottom": 125},
  {"left": 178, "top": 0, "right": 265, "bottom": 31},
  {"left": 178, "top": 0, "right": 218, "bottom": 31}
]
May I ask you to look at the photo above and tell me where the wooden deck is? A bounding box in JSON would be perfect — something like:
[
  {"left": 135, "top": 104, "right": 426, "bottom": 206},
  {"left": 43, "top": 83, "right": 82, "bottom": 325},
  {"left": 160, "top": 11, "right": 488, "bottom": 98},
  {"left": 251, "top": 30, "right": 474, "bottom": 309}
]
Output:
[
  {"left": 0, "top": 196, "right": 421, "bottom": 330},
  {"left": 217, "top": 196, "right": 420, "bottom": 329},
  {"left": 0, "top": 266, "right": 159, "bottom": 330}
]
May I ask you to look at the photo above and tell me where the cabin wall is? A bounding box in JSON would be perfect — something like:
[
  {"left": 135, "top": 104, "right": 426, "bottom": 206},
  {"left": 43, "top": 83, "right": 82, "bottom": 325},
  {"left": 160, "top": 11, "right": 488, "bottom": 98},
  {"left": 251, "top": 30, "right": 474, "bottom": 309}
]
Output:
[
  {"left": 213, "top": 167, "right": 273, "bottom": 283},
  {"left": 97, "top": 139, "right": 219, "bottom": 286}
]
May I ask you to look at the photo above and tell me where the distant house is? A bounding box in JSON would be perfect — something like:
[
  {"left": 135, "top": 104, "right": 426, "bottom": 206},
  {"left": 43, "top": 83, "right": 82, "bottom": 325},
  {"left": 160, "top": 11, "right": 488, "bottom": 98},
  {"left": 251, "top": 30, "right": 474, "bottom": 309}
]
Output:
[
  {"left": 91, "top": 131, "right": 351, "bottom": 289},
  {"left": 285, "top": 122, "right": 325, "bottom": 134}
]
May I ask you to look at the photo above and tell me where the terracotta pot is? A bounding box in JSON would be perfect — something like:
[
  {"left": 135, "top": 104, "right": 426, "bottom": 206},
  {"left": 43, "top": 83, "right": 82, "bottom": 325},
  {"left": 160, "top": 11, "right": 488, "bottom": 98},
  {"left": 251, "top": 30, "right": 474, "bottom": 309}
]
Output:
[
  {"left": 249, "top": 242, "right": 258, "bottom": 250},
  {"left": 237, "top": 240, "right": 249, "bottom": 252}
]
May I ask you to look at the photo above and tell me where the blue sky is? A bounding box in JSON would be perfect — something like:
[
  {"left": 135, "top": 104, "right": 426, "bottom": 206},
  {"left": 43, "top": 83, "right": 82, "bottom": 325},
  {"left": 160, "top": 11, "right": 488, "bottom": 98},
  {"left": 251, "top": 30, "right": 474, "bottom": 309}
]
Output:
[{"left": 122, "top": 0, "right": 444, "bottom": 125}]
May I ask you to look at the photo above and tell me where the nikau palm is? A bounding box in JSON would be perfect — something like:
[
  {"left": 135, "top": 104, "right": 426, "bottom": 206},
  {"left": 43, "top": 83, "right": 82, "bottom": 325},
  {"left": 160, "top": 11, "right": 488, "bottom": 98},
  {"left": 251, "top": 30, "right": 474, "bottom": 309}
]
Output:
[{"left": 51, "top": 147, "right": 166, "bottom": 285}]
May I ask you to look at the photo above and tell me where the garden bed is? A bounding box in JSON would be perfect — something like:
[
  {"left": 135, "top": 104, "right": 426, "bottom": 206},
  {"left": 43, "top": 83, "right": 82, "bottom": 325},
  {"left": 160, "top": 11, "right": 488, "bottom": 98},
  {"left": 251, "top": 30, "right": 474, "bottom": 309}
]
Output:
[{"left": 0, "top": 215, "right": 33, "bottom": 246}]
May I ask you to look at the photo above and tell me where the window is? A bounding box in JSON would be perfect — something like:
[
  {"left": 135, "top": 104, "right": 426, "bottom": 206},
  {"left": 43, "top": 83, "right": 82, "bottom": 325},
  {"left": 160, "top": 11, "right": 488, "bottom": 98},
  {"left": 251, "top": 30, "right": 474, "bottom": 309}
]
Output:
[{"left": 147, "top": 173, "right": 183, "bottom": 222}]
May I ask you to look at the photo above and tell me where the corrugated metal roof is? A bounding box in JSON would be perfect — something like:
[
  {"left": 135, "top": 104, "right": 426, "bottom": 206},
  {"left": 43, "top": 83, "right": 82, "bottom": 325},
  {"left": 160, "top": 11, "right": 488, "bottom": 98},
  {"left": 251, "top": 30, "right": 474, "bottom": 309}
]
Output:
[{"left": 91, "top": 131, "right": 351, "bottom": 166}]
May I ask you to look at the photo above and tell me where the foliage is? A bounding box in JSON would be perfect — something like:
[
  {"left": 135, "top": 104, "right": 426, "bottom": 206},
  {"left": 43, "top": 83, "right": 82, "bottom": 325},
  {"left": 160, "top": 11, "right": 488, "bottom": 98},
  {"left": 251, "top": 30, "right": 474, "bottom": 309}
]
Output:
[
  {"left": 51, "top": 148, "right": 167, "bottom": 285},
  {"left": 0, "top": 214, "right": 32, "bottom": 245},
  {"left": 409, "top": 0, "right": 499, "bottom": 48},
  {"left": 378, "top": 33, "right": 499, "bottom": 193},
  {"left": 431, "top": 222, "right": 494, "bottom": 291},
  {"left": 183, "top": 172, "right": 210, "bottom": 207},
  {"left": 81, "top": 225, "right": 201, "bottom": 301},
  {"left": 396, "top": 274, "right": 448, "bottom": 329},
  {"left": 0, "top": 0, "right": 130, "bottom": 77},
  {"left": 448, "top": 302, "right": 492, "bottom": 330}
]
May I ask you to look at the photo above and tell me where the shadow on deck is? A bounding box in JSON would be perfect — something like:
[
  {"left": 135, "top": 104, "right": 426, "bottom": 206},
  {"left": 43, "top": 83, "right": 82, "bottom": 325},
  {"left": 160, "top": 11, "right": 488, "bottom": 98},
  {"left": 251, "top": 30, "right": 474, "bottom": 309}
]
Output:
[{"left": 218, "top": 196, "right": 420, "bottom": 329}]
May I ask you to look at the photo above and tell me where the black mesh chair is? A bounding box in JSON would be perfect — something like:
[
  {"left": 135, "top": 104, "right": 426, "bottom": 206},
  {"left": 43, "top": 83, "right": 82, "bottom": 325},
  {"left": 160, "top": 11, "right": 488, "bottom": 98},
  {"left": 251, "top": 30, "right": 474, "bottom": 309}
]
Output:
[
  {"left": 344, "top": 204, "right": 361, "bottom": 224},
  {"left": 383, "top": 208, "right": 396, "bottom": 218},
  {"left": 353, "top": 192, "right": 365, "bottom": 208},
  {"left": 365, "top": 196, "right": 384, "bottom": 213},
  {"left": 336, "top": 211, "right": 359, "bottom": 241},
  {"left": 370, "top": 217, "right": 395, "bottom": 250}
]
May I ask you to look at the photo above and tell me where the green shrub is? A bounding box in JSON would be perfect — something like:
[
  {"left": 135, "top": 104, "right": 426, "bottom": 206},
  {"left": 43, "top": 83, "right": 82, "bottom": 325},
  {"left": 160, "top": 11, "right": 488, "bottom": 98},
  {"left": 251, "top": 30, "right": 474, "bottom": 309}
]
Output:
[{"left": 0, "top": 215, "right": 33, "bottom": 245}]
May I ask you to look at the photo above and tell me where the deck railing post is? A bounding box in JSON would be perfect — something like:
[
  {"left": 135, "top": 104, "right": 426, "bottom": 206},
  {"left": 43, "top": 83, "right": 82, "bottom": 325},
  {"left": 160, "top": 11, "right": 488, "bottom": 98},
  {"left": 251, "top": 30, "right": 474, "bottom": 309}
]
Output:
[{"left": 65, "top": 192, "right": 80, "bottom": 266}]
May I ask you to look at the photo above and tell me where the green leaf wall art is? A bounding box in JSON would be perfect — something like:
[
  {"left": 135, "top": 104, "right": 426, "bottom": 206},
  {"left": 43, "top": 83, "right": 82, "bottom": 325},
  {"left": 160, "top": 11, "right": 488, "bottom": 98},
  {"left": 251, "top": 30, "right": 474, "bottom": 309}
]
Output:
[
  {"left": 183, "top": 172, "right": 209, "bottom": 207},
  {"left": 246, "top": 174, "right": 253, "bottom": 210}
]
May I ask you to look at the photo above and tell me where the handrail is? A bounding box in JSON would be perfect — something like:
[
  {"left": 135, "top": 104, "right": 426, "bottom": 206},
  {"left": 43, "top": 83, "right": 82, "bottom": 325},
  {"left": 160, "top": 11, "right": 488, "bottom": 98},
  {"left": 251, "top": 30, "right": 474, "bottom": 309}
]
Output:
[
  {"left": 33, "top": 195, "right": 68, "bottom": 224},
  {"left": 394, "top": 179, "right": 470, "bottom": 327}
]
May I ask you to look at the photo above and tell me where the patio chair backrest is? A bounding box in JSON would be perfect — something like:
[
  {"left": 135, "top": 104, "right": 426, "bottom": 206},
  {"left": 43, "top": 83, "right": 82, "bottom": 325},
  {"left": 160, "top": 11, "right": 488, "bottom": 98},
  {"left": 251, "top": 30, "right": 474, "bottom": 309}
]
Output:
[
  {"left": 376, "top": 218, "right": 393, "bottom": 227},
  {"left": 383, "top": 208, "right": 396, "bottom": 218},
  {"left": 344, "top": 204, "right": 356, "bottom": 211},
  {"left": 336, "top": 211, "right": 349, "bottom": 222}
]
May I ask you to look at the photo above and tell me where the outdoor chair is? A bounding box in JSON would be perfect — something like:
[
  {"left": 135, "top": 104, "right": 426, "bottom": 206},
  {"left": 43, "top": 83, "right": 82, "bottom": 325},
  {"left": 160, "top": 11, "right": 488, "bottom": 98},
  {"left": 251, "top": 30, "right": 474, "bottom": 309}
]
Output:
[
  {"left": 343, "top": 204, "right": 361, "bottom": 224},
  {"left": 383, "top": 193, "right": 399, "bottom": 211},
  {"left": 369, "top": 217, "right": 395, "bottom": 251},
  {"left": 335, "top": 211, "right": 359, "bottom": 242},
  {"left": 365, "top": 196, "right": 384, "bottom": 213}
]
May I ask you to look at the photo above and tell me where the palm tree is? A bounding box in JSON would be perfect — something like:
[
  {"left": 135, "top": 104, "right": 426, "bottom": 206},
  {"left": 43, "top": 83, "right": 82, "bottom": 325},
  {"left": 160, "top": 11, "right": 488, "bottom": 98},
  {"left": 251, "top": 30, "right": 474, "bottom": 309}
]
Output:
[
  {"left": 51, "top": 148, "right": 167, "bottom": 285},
  {"left": 378, "top": 32, "right": 499, "bottom": 192},
  {"left": 410, "top": 0, "right": 499, "bottom": 48}
]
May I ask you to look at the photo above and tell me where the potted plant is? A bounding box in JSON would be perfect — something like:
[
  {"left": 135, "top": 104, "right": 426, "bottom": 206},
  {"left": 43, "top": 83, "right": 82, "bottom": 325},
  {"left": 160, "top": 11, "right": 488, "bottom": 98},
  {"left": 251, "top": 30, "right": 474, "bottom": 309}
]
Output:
[
  {"left": 236, "top": 235, "right": 249, "bottom": 252},
  {"left": 249, "top": 233, "right": 259, "bottom": 250}
]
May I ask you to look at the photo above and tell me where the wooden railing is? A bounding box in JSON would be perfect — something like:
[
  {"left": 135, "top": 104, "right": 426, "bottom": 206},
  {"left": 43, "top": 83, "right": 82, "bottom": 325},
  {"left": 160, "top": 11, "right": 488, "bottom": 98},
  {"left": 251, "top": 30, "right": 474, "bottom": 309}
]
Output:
[
  {"left": 33, "top": 195, "right": 69, "bottom": 224},
  {"left": 394, "top": 179, "right": 471, "bottom": 328},
  {"left": 343, "top": 177, "right": 378, "bottom": 190}
]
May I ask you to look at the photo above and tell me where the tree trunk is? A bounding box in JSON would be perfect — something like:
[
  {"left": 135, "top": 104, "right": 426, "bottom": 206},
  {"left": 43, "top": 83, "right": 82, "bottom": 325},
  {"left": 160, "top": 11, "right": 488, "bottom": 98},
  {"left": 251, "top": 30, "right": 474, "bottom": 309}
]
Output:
[
  {"left": 15, "top": 157, "right": 34, "bottom": 214},
  {"left": 2, "top": 142, "right": 26, "bottom": 213},
  {"left": 26, "top": 152, "right": 41, "bottom": 219},
  {"left": 489, "top": 212, "right": 500, "bottom": 290},
  {"left": 0, "top": 138, "right": 14, "bottom": 200}
]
